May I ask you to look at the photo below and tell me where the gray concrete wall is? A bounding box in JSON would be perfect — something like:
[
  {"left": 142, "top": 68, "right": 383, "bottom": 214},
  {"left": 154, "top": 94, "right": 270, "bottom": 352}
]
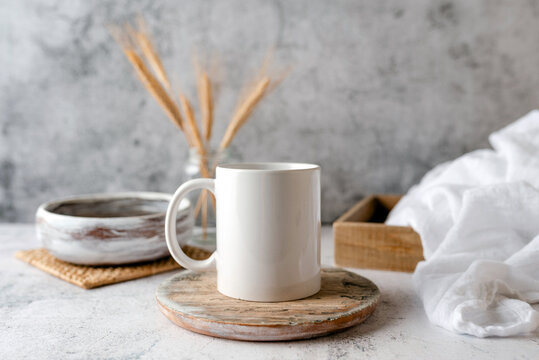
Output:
[{"left": 2, "top": 0, "right": 539, "bottom": 223}]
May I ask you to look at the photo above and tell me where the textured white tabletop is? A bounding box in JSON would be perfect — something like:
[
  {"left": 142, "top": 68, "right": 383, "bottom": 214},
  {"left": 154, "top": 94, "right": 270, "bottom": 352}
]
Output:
[{"left": 1, "top": 224, "right": 537, "bottom": 359}]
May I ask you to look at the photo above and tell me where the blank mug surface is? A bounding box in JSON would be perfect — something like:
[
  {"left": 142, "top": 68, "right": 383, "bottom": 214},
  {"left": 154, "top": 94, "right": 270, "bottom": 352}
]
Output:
[
  {"left": 215, "top": 163, "right": 321, "bottom": 301},
  {"left": 165, "top": 162, "right": 321, "bottom": 302}
]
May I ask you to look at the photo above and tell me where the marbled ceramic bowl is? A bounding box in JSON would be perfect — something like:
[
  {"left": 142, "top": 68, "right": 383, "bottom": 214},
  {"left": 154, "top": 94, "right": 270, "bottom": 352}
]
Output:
[{"left": 36, "top": 192, "right": 193, "bottom": 265}]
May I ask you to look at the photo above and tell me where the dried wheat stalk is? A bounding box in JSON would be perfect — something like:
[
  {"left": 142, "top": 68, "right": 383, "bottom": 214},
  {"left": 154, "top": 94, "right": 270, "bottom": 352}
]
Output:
[
  {"left": 201, "top": 190, "right": 208, "bottom": 238},
  {"left": 179, "top": 93, "right": 205, "bottom": 153},
  {"left": 136, "top": 37, "right": 171, "bottom": 90},
  {"left": 198, "top": 72, "right": 213, "bottom": 141},
  {"left": 125, "top": 49, "right": 185, "bottom": 131},
  {"left": 112, "top": 18, "right": 287, "bottom": 239},
  {"left": 193, "top": 192, "right": 204, "bottom": 219},
  {"left": 219, "top": 77, "right": 270, "bottom": 150}
]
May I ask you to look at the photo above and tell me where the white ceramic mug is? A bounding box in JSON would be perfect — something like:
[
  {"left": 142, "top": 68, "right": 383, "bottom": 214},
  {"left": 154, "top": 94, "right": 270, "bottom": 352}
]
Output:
[{"left": 165, "top": 162, "right": 321, "bottom": 302}]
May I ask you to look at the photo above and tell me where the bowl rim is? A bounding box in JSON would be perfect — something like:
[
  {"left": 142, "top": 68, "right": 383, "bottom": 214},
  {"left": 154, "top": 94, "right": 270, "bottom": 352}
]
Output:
[{"left": 36, "top": 192, "right": 189, "bottom": 221}]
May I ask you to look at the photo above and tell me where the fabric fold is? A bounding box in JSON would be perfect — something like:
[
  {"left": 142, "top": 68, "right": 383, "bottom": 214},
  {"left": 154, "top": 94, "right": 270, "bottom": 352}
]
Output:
[{"left": 387, "top": 110, "right": 539, "bottom": 337}]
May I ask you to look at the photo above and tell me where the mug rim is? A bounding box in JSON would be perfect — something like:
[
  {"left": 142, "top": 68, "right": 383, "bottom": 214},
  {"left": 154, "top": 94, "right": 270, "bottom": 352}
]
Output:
[{"left": 217, "top": 162, "right": 320, "bottom": 172}]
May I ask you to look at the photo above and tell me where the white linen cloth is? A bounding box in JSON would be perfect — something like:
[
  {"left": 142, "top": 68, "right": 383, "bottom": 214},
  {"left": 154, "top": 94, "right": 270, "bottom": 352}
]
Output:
[{"left": 386, "top": 110, "right": 539, "bottom": 337}]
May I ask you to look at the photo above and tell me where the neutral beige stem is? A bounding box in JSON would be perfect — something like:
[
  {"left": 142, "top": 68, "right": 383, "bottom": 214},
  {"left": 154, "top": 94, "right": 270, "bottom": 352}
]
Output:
[
  {"left": 198, "top": 73, "right": 213, "bottom": 141},
  {"left": 201, "top": 190, "right": 208, "bottom": 239},
  {"left": 136, "top": 33, "right": 171, "bottom": 90},
  {"left": 193, "top": 191, "right": 204, "bottom": 219},
  {"left": 220, "top": 77, "right": 270, "bottom": 150},
  {"left": 124, "top": 49, "right": 185, "bottom": 132},
  {"left": 179, "top": 94, "right": 204, "bottom": 153},
  {"left": 198, "top": 157, "right": 217, "bottom": 212}
]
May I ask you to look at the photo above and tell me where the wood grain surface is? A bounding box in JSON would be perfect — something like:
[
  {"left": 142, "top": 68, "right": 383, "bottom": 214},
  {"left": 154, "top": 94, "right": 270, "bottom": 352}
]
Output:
[
  {"left": 156, "top": 268, "right": 380, "bottom": 341},
  {"left": 334, "top": 195, "right": 423, "bottom": 272}
]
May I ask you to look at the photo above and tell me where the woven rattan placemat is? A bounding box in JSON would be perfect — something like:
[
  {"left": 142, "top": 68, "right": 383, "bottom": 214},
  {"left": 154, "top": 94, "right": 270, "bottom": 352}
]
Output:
[{"left": 15, "top": 246, "right": 211, "bottom": 289}]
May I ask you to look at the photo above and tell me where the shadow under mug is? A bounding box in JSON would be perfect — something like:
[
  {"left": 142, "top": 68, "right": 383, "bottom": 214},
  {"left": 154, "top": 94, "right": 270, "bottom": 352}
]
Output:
[{"left": 165, "top": 162, "right": 321, "bottom": 302}]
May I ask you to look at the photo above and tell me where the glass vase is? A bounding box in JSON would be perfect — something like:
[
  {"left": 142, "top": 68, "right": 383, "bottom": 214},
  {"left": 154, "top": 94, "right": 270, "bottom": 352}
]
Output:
[{"left": 182, "top": 147, "right": 236, "bottom": 251}]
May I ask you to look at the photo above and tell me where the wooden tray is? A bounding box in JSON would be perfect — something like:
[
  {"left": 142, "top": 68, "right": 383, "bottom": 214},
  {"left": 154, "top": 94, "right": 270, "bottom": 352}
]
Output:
[
  {"left": 156, "top": 268, "right": 380, "bottom": 341},
  {"left": 333, "top": 194, "right": 423, "bottom": 272}
]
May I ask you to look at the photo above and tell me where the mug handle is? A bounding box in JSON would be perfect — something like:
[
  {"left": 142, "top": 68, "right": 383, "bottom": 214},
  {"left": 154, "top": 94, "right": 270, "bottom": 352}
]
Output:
[{"left": 165, "top": 178, "right": 216, "bottom": 271}]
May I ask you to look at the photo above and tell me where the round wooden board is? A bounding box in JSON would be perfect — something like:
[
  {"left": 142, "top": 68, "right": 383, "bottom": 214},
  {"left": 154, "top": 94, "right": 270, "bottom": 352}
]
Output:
[{"left": 156, "top": 268, "right": 380, "bottom": 341}]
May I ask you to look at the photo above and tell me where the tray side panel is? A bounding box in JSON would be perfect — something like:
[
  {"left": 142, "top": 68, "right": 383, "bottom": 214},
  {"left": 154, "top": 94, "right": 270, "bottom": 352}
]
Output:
[{"left": 334, "top": 195, "right": 423, "bottom": 272}]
